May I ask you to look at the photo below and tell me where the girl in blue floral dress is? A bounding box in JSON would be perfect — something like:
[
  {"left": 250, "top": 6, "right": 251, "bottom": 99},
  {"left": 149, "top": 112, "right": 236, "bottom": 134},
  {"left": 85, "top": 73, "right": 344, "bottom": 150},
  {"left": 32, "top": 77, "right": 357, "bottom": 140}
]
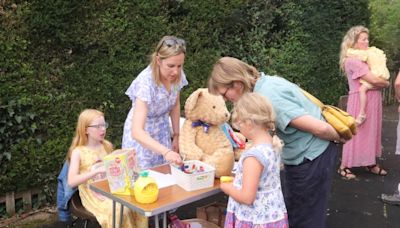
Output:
[
  {"left": 122, "top": 36, "right": 188, "bottom": 169},
  {"left": 220, "top": 93, "right": 288, "bottom": 228}
]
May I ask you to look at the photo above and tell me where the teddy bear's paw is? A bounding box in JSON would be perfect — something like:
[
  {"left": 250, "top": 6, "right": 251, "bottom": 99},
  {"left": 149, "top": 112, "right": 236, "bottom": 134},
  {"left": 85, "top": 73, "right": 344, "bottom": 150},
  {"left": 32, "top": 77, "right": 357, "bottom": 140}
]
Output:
[{"left": 202, "top": 153, "right": 234, "bottom": 177}]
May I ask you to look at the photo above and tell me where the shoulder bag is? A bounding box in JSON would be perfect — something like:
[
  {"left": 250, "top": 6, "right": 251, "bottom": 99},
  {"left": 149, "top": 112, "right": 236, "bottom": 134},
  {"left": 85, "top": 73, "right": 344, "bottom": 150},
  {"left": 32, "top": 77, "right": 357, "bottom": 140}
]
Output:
[{"left": 301, "top": 89, "right": 357, "bottom": 140}]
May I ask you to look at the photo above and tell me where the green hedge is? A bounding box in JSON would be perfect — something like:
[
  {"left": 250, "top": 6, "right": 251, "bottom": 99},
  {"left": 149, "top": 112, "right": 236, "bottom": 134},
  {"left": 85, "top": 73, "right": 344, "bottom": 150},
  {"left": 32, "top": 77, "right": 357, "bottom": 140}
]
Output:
[
  {"left": 370, "top": 0, "right": 400, "bottom": 69},
  {"left": 0, "top": 0, "right": 370, "bottom": 201}
]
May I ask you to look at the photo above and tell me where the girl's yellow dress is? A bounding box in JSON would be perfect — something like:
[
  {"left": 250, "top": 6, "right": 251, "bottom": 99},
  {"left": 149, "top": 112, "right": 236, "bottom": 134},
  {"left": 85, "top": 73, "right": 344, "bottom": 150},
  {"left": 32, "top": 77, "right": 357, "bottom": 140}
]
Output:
[{"left": 77, "top": 146, "right": 146, "bottom": 228}]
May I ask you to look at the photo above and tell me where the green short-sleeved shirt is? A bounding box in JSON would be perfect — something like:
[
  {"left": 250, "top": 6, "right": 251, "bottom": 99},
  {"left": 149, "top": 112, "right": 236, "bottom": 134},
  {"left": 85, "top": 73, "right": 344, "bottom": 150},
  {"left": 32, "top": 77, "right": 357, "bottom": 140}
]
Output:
[{"left": 254, "top": 74, "right": 329, "bottom": 165}]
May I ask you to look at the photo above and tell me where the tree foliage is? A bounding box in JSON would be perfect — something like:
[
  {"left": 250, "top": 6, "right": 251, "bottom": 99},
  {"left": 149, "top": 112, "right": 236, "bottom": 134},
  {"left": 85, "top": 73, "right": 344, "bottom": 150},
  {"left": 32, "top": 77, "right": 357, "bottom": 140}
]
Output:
[{"left": 369, "top": 0, "right": 400, "bottom": 68}]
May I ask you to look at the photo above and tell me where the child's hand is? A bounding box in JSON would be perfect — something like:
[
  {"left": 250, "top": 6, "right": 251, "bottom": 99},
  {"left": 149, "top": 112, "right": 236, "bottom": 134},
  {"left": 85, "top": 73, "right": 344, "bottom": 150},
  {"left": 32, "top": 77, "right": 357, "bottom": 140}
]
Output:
[
  {"left": 91, "top": 163, "right": 106, "bottom": 182},
  {"left": 220, "top": 182, "right": 233, "bottom": 194}
]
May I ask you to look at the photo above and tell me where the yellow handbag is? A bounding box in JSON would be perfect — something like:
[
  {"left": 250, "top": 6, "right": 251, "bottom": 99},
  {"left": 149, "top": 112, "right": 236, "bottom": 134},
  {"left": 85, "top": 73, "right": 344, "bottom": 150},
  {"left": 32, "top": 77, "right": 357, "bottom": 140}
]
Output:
[{"left": 301, "top": 89, "right": 357, "bottom": 140}]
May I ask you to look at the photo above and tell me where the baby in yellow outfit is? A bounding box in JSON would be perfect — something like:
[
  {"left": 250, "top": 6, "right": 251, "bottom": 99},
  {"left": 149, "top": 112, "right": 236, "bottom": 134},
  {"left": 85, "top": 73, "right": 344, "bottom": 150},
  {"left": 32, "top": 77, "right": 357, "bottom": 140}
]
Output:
[{"left": 347, "top": 46, "right": 390, "bottom": 125}]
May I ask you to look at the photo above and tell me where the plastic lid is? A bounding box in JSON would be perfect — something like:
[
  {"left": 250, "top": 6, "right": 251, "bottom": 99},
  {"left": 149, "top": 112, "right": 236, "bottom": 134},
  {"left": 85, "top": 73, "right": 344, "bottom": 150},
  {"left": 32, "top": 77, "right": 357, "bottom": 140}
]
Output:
[{"left": 140, "top": 170, "right": 149, "bottom": 177}]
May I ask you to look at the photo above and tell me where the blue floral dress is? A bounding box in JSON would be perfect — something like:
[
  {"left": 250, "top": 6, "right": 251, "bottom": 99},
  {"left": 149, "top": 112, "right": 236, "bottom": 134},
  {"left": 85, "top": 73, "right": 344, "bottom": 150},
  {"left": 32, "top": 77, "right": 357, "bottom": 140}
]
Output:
[
  {"left": 225, "top": 144, "right": 288, "bottom": 228},
  {"left": 122, "top": 66, "right": 188, "bottom": 169}
]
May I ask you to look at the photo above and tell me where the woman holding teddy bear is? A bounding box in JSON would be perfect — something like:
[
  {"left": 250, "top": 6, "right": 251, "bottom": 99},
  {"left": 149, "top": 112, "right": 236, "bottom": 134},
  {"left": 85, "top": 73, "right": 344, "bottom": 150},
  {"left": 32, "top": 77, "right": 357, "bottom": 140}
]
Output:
[
  {"left": 208, "top": 56, "right": 345, "bottom": 228},
  {"left": 122, "top": 36, "right": 187, "bottom": 169}
]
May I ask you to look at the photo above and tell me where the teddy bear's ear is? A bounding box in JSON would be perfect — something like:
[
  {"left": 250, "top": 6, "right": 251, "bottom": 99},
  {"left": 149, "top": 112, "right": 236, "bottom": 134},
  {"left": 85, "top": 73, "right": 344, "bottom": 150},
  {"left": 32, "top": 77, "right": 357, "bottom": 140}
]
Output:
[{"left": 184, "top": 88, "right": 206, "bottom": 115}]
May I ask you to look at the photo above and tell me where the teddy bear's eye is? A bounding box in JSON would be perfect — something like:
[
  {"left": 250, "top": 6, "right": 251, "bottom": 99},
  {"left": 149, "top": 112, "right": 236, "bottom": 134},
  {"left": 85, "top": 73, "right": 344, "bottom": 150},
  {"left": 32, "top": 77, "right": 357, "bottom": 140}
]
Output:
[{"left": 213, "top": 106, "right": 216, "bottom": 109}]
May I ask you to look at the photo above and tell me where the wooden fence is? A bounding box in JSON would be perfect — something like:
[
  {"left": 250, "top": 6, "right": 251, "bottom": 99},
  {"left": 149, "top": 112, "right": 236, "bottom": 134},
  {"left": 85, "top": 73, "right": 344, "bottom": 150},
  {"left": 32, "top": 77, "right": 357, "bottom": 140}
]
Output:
[
  {"left": 382, "top": 75, "right": 396, "bottom": 105},
  {"left": 0, "top": 188, "right": 41, "bottom": 216}
]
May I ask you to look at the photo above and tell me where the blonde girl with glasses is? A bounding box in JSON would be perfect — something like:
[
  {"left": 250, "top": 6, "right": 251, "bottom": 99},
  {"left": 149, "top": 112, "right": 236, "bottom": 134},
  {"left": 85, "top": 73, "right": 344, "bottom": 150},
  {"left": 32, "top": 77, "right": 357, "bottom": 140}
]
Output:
[
  {"left": 221, "top": 93, "right": 288, "bottom": 228},
  {"left": 122, "top": 36, "right": 188, "bottom": 169},
  {"left": 67, "top": 109, "right": 137, "bottom": 227}
]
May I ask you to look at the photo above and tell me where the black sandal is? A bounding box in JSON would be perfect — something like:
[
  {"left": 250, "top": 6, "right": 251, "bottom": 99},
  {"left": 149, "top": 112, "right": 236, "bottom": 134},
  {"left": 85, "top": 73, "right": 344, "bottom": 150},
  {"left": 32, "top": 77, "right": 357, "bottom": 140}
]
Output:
[
  {"left": 338, "top": 167, "right": 356, "bottom": 179},
  {"left": 365, "top": 165, "right": 387, "bottom": 176}
]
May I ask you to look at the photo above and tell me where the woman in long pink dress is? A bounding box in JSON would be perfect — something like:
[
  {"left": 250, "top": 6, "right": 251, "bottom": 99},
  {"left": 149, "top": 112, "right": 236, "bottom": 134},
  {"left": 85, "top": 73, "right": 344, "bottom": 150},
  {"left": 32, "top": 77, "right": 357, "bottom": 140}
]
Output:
[{"left": 338, "top": 25, "right": 390, "bottom": 179}]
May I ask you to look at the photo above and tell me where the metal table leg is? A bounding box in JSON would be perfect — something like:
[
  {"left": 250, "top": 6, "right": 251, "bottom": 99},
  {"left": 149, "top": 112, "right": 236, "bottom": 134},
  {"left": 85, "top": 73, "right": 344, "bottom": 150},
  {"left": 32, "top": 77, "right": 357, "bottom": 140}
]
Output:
[
  {"left": 163, "top": 212, "right": 167, "bottom": 228},
  {"left": 154, "top": 214, "right": 160, "bottom": 228},
  {"left": 119, "top": 204, "right": 124, "bottom": 228},
  {"left": 112, "top": 200, "right": 116, "bottom": 228}
]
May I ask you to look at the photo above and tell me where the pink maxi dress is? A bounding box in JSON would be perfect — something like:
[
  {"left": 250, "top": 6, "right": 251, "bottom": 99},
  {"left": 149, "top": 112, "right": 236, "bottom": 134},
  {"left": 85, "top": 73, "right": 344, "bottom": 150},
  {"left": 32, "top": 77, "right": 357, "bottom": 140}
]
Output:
[{"left": 342, "top": 58, "right": 382, "bottom": 168}]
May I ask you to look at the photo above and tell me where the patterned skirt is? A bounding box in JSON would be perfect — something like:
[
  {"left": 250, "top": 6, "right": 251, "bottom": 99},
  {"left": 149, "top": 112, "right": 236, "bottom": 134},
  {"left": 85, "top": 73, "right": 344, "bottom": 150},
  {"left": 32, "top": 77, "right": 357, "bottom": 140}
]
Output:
[{"left": 224, "top": 212, "right": 288, "bottom": 228}]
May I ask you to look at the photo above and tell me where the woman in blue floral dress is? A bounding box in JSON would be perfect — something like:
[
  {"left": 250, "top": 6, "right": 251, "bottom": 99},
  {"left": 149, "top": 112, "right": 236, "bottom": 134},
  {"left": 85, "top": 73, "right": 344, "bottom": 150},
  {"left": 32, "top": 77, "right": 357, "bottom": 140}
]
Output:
[
  {"left": 122, "top": 36, "right": 188, "bottom": 169},
  {"left": 220, "top": 93, "right": 288, "bottom": 228}
]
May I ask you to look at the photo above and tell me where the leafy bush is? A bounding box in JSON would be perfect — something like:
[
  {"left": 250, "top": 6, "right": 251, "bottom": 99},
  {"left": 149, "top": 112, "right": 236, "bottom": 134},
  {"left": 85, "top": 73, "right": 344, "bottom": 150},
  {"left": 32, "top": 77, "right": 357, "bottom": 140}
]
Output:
[{"left": 370, "top": 0, "right": 400, "bottom": 68}]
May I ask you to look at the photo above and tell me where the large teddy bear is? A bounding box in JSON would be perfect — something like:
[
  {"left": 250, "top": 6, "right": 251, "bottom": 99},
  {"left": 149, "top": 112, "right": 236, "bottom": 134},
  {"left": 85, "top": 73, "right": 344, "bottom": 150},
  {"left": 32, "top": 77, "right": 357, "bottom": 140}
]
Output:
[{"left": 179, "top": 88, "right": 235, "bottom": 177}]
